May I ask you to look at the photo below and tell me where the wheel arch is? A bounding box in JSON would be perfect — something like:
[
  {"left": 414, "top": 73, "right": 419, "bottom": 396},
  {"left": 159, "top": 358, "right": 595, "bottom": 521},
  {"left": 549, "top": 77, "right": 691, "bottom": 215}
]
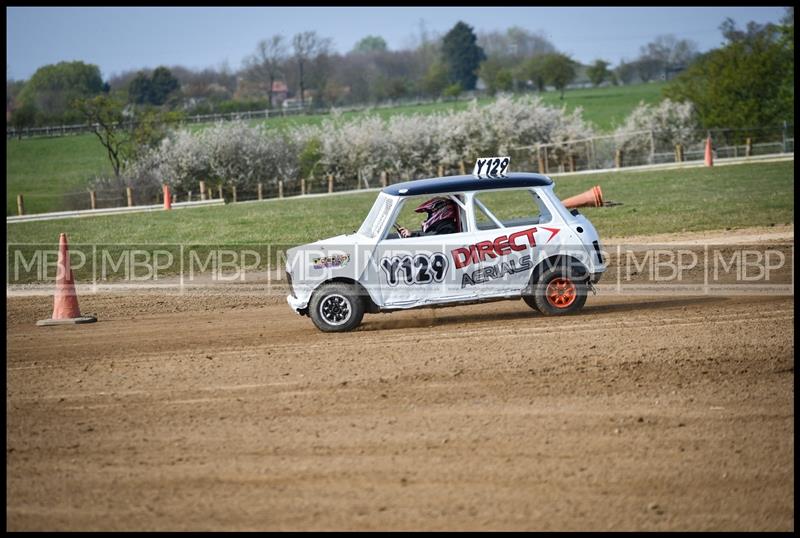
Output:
[
  {"left": 526, "top": 254, "right": 590, "bottom": 290},
  {"left": 311, "top": 277, "right": 381, "bottom": 314}
]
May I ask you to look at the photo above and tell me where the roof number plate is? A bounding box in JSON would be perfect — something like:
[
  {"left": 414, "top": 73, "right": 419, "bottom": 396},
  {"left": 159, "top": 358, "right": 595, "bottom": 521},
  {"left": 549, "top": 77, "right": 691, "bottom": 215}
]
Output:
[{"left": 473, "top": 156, "right": 510, "bottom": 178}]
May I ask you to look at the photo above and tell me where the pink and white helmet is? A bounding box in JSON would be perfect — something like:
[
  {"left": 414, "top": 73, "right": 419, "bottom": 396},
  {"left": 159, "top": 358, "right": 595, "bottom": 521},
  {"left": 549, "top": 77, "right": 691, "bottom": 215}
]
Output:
[{"left": 415, "top": 197, "right": 457, "bottom": 232}]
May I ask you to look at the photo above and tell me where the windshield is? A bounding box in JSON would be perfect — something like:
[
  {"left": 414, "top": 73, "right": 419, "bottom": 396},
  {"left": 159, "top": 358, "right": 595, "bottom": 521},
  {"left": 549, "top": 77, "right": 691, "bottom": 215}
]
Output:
[{"left": 357, "top": 192, "right": 396, "bottom": 239}]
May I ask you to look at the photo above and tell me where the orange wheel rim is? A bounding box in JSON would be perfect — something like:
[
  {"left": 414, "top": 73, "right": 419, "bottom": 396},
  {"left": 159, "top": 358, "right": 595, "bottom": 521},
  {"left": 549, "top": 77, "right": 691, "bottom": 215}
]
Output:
[{"left": 546, "top": 278, "right": 576, "bottom": 308}]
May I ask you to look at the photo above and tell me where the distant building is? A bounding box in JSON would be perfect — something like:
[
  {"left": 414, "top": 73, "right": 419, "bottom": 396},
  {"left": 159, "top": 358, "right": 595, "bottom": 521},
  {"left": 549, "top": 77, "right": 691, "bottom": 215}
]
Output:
[
  {"left": 270, "top": 81, "right": 288, "bottom": 107},
  {"left": 232, "top": 77, "right": 290, "bottom": 107}
]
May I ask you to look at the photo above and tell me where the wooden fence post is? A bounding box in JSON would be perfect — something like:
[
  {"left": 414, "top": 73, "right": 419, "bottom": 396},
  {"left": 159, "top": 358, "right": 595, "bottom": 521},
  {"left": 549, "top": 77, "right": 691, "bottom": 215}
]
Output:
[
  {"left": 568, "top": 155, "right": 576, "bottom": 173},
  {"left": 258, "top": 182, "right": 263, "bottom": 200},
  {"left": 459, "top": 161, "right": 466, "bottom": 174},
  {"left": 301, "top": 178, "right": 306, "bottom": 196},
  {"left": 90, "top": 190, "right": 97, "bottom": 210},
  {"left": 615, "top": 149, "right": 624, "bottom": 169},
  {"left": 675, "top": 144, "right": 683, "bottom": 163},
  {"left": 327, "top": 174, "right": 333, "bottom": 193},
  {"left": 200, "top": 180, "right": 206, "bottom": 201},
  {"left": 381, "top": 171, "right": 387, "bottom": 188},
  {"left": 207, "top": 185, "right": 213, "bottom": 200},
  {"left": 17, "top": 194, "right": 24, "bottom": 216},
  {"left": 279, "top": 180, "right": 284, "bottom": 198},
  {"left": 541, "top": 147, "right": 549, "bottom": 174},
  {"left": 232, "top": 186, "right": 237, "bottom": 203},
  {"left": 437, "top": 165, "right": 444, "bottom": 177},
  {"left": 218, "top": 185, "right": 223, "bottom": 201},
  {"left": 188, "top": 191, "right": 192, "bottom": 203},
  {"left": 745, "top": 137, "right": 752, "bottom": 157},
  {"left": 126, "top": 187, "right": 134, "bottom": 207}
]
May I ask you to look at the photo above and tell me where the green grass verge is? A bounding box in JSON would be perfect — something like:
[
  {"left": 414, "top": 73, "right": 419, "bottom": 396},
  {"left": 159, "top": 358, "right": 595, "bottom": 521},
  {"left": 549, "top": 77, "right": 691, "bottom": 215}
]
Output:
[
  {"left": 7, "top": 160, "right": 793, "bottom": 245},
  {"left": 6, "top": 82, "right": 666, "bottom": 216}
]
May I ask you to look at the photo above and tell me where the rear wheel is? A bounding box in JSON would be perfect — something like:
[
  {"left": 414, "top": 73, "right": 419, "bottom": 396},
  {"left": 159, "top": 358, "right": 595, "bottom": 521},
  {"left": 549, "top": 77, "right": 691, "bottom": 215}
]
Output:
[
  {"left": 532, "top": 265, "right": 588, "bottom": 316},
  {"left": 309, "top": 282, "right": 365, "bottom": 332}
]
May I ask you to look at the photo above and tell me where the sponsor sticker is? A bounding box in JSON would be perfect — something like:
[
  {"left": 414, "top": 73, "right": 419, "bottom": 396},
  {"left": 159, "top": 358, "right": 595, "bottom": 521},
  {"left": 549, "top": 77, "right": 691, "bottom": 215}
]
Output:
[{"left": 313, "top": 253, "right": 350, "bottom": 270}]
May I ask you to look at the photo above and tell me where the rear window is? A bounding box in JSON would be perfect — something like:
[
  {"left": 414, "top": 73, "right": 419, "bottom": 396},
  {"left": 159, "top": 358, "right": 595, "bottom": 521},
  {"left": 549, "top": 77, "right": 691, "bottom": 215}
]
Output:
[{"left": 473, "top": 188, "right": 551, "bottom": 230}]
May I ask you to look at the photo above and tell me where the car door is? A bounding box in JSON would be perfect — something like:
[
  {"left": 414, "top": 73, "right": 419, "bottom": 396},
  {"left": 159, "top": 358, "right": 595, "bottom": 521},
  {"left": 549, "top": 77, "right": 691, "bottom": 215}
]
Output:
[{"left": 367, "top": 193, "right": 481, "bottom": 308}]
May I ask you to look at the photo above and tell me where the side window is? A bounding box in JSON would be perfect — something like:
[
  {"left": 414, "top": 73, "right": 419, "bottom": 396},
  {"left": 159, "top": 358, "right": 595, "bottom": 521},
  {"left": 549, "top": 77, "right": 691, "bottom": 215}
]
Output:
[
  {"left": 385, "top": 194, "right": 466, "bottom": 239},
  {"left": 473, "top": 189, "right": 550, "bottom": 230}
]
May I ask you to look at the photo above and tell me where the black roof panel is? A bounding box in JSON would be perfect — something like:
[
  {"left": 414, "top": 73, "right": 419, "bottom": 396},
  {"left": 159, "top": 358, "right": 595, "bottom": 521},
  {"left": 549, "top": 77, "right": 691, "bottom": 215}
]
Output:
[{"left": 382, "top": 173, "right": 553, "bottom": 196}]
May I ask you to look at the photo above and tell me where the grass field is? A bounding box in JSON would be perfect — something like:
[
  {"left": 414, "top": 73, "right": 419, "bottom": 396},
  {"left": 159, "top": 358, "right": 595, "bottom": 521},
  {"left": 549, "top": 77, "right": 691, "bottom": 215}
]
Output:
[
  {"left": 6, "top": 82, "right": 666, "bottom": 216},
  {"left": 241, "top": 82, "right": 667, "bottom": 133},
  {"left": 7, "top": 160, "right": 793, "bottom": 245}
]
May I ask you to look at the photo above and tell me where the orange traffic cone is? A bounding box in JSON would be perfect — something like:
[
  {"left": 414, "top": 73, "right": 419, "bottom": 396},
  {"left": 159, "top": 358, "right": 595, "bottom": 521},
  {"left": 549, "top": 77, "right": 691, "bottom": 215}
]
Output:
[
  {"left": 562, "top": 185, "right": 604, "bottom": 209},
  {"left": 37, "top": 233, "right": 97, "bottom": 326},
  {"left": 163, "top": 184, "right": 172, "bottom": 210},
  {"left": 704, "top": 136, "right": 713, "bottom": 167}
]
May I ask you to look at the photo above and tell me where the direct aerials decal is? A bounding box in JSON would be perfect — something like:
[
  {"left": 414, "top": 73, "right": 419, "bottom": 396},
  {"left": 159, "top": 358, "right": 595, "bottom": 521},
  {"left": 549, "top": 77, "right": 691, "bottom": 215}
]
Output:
[
  {"left": 450, "top": 226, "right": 561, "bottom": 288},
  {"left": 451, "top": 227, "right": 538, "bottom": 269},
  {"left": 461, "top": 256, "right": 533, "bottom": 288}
]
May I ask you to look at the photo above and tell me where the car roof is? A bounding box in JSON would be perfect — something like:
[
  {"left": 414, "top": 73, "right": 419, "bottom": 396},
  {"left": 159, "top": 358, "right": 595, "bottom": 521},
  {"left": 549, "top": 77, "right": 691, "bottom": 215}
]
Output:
[{"left": 382, "top": 172, "right": 554, "bottom": 197}]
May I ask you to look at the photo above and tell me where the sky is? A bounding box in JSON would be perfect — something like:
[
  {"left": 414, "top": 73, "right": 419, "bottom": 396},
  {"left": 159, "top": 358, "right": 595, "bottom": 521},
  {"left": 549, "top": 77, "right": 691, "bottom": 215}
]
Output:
[{"left": 6, "top": 6, "right": 790, "bottom": 81}]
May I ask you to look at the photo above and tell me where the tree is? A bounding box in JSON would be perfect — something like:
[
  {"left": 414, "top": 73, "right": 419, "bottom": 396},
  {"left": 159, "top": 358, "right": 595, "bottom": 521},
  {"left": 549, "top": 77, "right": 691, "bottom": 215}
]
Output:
[
  {"left": 149, "top": 67, "right": 180, "bottom": 106},
  {"left": 126, "top": 67, "right": 180, "bottom": 107},
  {"left": 443, "top": 83, "right": 463, "bottom": 99},
  {"left": 477, "top": 57, "right": 514, "bottom": 95},
  {"left": 633, "top": 57, "right": 663, "bottom": 83},
  {"left": 74, "top": 95, "right": 129, "bottom": 177},
  {"left": 353, "top": 35, "right": 388, "bottom": 54},
  {"left": 292, "top": 31, "right": 332, "bottom": 107},
  {"left": 128, "top": 72, "right": 151, "bottom": 105},
  {"left": 541, "top": 53, "right": 577, "bottom": 99},
  {"left": 244, "top": 35, "right": 288, "bottom": 108},
  {"left": 638, "top": 34, "right": 699, "bottom": 81},
  {"left": 441, "top": 21, "right": 486, "bottom": 91},
  {"left": 522, "top": 55, "right": 549, "bottom": 92},
  {"left": 421, "top": 61, "right": 450, "bottom": 97},
  {"left": 76, "top": 94, "right": 184, "bottom": 177},
  {"left": 587, "top": 60, "right": 610, "bottom": 87},
  {"left": 664, "top": 17, "right": 793, "bottom": 133},
  {"left": 10, "top": 101, "right": 38, "bottom": 138},
  {"left": 615, "top": 60, "right": 638, "bottom": 85},
  {"left": 16, "top": 61, "right": 103, "bottom": 124},
  {"left": 478, "top": 27, "right": 556, "bottom": 63}
]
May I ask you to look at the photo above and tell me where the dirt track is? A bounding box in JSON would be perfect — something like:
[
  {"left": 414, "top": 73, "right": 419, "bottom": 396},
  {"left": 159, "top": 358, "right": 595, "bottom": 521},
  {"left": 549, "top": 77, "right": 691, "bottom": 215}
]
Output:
[{"left": 6, "top": 230, "right": 795, "bottom": 531}]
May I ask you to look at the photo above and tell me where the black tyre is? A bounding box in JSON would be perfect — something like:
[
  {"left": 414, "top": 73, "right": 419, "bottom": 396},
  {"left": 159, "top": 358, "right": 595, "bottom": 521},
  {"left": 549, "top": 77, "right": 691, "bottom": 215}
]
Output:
[
  {"left": 309, "top": 282, "right": 365, "bottom": 332},
  {"left": 521, "top": 294, "right": 540, "bottom": 312},
  {"left": 531, "top": 263, "right": 588, "bottom": 316}
]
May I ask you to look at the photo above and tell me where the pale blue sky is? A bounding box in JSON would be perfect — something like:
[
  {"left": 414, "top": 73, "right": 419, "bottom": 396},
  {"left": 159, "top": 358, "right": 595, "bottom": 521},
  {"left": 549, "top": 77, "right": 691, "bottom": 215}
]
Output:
[{"left": 6, "top": 6, "right": 790, "bottom": 81}]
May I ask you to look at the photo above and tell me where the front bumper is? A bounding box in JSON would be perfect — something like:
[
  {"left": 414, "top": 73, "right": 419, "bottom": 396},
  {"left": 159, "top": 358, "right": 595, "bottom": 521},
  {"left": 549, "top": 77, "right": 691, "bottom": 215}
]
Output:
[{"left": 287, "top": 294, "right": 309, "bottom": 315}]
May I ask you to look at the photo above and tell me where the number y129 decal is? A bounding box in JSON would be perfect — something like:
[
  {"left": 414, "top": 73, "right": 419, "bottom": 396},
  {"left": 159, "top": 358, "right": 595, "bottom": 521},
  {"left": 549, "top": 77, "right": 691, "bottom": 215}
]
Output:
[{"left": 380, "top": 253, "right": 449, "bottom": 286}]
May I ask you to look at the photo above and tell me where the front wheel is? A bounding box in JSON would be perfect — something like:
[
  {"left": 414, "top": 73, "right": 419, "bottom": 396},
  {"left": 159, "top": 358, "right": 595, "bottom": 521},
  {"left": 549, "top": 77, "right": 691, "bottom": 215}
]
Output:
[
  {"left": 532, "top": 266, "right": 588, "bottom": 316},
  {"left": 309, "top": 282, "right": 365, "bottom": 332}
]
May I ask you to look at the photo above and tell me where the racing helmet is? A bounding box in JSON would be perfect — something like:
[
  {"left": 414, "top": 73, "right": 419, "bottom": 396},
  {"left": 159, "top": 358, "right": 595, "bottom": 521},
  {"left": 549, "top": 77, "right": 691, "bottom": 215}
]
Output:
[{"left": 415, "top": 197, "right": 458, "bottom": 233}]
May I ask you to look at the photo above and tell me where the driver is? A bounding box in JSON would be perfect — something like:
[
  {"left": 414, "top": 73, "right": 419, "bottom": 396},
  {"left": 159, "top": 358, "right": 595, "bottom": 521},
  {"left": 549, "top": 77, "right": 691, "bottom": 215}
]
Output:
[{"left": 397, "top": 197, "right": 459, "bottom": 238}]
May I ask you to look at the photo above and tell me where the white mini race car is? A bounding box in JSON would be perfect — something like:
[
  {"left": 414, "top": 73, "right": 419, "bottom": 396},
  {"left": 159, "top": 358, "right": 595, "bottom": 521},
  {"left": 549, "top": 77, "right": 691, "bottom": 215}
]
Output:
[{"left": 285, "top": 157, "right": 607, "bottom": 332}]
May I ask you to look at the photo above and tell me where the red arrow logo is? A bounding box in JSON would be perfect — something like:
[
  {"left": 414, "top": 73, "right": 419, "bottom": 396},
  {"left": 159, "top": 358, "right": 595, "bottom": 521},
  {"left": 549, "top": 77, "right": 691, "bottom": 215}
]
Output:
[{"left": 541, "top": 227, "right": 560, "bottom": 243}]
